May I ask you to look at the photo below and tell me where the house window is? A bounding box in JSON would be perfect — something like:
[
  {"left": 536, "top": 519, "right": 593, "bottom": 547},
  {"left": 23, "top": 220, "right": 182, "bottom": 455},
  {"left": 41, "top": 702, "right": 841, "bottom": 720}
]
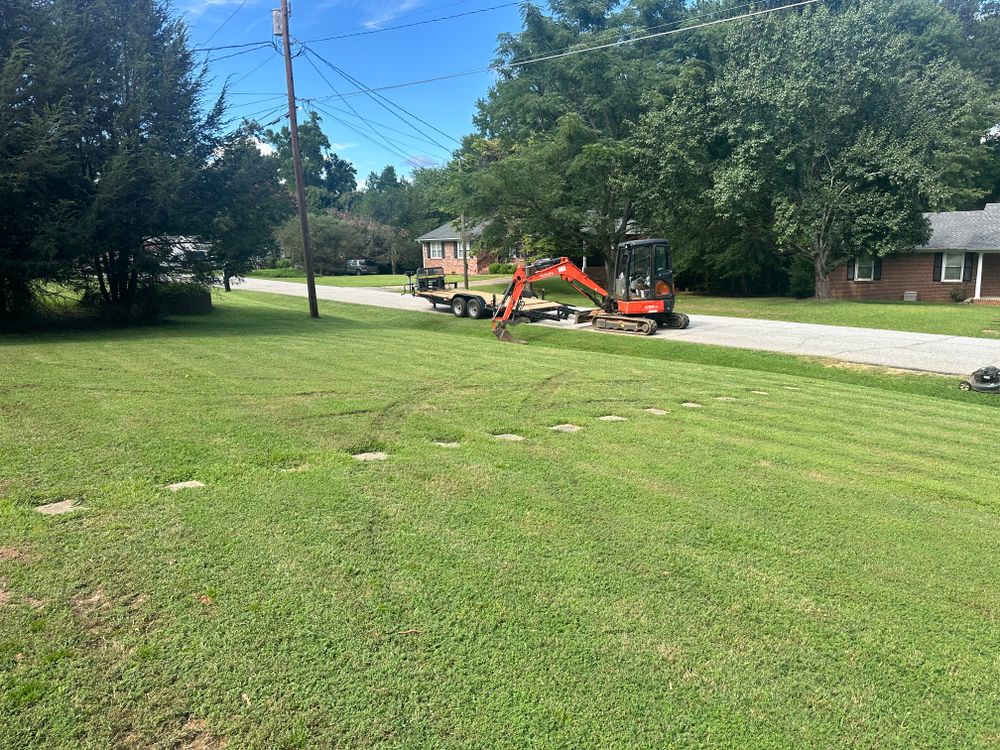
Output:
[
  {"left": 455, "top": 241, "right": 468, "bottom": 259},
  {"left": 855, "top": 256, "right": 875, "bottom": 281},
  {"left": 942, "top": 252, "right": 964, "bottom": 282},
  {"left": 429, "top": 241, "right": 443, "bottom": 259}
]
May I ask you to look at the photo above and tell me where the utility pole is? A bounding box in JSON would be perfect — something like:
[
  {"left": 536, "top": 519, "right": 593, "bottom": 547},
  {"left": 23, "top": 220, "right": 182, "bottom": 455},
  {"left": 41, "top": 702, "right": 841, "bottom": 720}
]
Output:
[{"left": 275, "top": 0, "right": 319, "bottom": 318}]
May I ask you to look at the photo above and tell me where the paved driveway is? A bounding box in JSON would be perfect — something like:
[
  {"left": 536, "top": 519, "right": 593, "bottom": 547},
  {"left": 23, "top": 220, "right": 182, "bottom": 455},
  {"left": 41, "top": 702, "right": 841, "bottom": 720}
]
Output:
[{"left": 236, "top": 278, "right": 1000, "bottom": 375}]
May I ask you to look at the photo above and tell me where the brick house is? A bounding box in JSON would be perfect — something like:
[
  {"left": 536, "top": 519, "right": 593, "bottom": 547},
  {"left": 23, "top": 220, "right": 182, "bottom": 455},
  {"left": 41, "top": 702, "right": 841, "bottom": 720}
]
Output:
[
  {"left": 832, "top": 204, "right": 1000, "bottom": 302},
  {"left": 415, "top": 220, "right": 494, "bottom": 274}
]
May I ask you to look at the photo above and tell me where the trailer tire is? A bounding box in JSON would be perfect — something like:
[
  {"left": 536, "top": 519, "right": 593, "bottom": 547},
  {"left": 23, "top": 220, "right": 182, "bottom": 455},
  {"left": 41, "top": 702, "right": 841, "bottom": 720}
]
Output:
[
  {"left": 466, "top": 297, "right": 485, "bottom": 319},
  {"left": 451, "top": 296, "right": 468, "bottom": 317}
]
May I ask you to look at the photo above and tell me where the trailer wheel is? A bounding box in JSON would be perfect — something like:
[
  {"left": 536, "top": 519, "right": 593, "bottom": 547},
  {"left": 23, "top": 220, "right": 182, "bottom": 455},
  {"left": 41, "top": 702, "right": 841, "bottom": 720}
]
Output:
[
  {"left": 451, "top": 296, "right": 468, "bottom": 317},
  {"left": 466, "top": 297, "right": 485, "bottom": 319}
]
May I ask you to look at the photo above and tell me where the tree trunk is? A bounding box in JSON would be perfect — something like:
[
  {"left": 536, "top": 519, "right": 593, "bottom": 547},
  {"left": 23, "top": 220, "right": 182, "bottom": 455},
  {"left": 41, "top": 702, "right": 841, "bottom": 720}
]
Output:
[
  {"left": 223, "top": 271, "right": 231, "bottom": 292},
  {"left": 813, "top": 252, "right": 832, "bottom": 300}
]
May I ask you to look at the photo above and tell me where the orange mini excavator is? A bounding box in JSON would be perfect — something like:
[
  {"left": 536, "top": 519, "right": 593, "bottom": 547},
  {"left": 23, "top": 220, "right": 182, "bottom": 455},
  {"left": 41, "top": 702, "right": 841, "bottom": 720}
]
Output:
[{"left": 492, "top": 239, "right": 690, "bottom": 342}]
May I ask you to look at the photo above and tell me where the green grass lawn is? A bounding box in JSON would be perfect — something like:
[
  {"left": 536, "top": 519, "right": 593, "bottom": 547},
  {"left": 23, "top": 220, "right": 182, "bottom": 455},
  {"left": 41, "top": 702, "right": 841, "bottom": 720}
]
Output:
[
  {"left": 2, "top": 293, "right": 999, "bottom": 748},
  {"left": 247, "top": 271, "right": 504, "bottom": 288},
  {"left": 475, "top": 278, "right": 1000, "bottom": 339}
]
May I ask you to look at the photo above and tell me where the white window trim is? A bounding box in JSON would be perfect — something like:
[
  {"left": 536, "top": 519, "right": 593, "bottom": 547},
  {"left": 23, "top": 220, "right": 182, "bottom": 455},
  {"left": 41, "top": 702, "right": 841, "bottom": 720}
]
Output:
[
  {"left": 854, "top": 256, "right": 875, "bottom": 282},
  {"left": 455, "top": 240, "right": 466, "bottom": 259},
  {"left": 428, "top": 241, "right": 443, "bottom": 260},
  {"left": 941, "top": 252, "right": 965, "bottom": 283}
]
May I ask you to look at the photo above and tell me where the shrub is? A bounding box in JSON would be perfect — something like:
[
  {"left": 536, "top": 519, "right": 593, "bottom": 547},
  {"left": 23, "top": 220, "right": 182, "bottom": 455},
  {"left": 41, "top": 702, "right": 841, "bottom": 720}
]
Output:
[
  {"left": 249, "top": 267, "right": 305, "bottom": 278},
  {"left": 275, "top": 258, "right": 293, "bottom": 269},
  {"left": 949, "top": 285, "right": 969, "bottom": 303},
  {"left": 151, "top": 282, "right": 212, "bottom": 315},
  {"left": 488, "top": 262, "right": 518, "bottom": 274}
]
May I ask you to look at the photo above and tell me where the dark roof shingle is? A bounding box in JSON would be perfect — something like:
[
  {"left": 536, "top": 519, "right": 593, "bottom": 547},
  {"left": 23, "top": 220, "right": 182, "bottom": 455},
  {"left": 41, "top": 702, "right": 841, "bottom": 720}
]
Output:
[{"left": 920, "top": 204, "right": 1000, "bottom": 251}]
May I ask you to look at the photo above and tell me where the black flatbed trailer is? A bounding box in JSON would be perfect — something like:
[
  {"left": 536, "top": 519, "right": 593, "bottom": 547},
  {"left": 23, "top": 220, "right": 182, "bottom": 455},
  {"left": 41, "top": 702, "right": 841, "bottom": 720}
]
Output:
[{"left": 403, "top": 267, "right": 578, "bottom": 322}]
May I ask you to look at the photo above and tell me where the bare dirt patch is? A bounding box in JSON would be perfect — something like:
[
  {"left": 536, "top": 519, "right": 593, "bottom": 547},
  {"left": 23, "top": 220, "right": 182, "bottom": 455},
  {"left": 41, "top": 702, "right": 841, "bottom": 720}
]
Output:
[
  {"left": 598, "top": 415, "right": 628, "bottom": 422},
  {"left": 495, "top": 434, "right": 525, "bottom": 442},
  {"left": 0, "top": 586, "right": 12, "bottom": 606},
  {"left": 822, "top": 359, "right": 941, "bottom": 378},
  {"left": 353, "top": 452, "right": 388, "bottom": 461},
  {"left": 680, "top": 402, "right": 703, "bottom": 408},
  {"left": 181, "top": 719, "right": 228, "bottom": 750},
  {"left": 71, "top": 587, "right": 109, "bottom": 618},
  {"left": 0, "top": 547, "right": 29, "bottom": 562},
  {"left": 550, "top": 424, "right": 583, "bottom": 432},
  {"left": 168, "top": 480, "right": 206, "bottom": 491},
  {"left": 645, "top": 408, "right": 668, "bottom": 416}
]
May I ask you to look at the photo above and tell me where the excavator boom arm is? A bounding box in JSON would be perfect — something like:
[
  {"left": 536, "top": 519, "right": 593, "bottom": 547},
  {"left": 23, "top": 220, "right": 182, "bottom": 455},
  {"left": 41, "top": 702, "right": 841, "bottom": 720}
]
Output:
[{"left": 492, "top": 257, "right": 608, "bottom": 341}]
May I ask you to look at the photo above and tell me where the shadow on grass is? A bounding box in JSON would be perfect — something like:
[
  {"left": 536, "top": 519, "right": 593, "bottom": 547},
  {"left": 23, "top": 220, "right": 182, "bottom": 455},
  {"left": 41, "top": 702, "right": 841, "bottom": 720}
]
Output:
[{"left": 0, "top": 295, "right": 377, "bottom": 348}]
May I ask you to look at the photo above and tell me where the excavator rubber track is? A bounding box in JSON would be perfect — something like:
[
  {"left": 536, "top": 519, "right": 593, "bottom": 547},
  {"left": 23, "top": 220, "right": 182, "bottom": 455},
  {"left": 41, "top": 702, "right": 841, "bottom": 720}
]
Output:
[
  {"left": 661, "top": 312, "right": 690, "bottom": 330},
  {"left": 591, "top": 313, "right": 658, "bottom": 336}
]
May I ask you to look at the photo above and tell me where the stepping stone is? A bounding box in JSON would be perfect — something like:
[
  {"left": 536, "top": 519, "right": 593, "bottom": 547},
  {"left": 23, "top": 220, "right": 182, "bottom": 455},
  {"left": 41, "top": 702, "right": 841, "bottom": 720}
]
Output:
[
  {"left": 433, "top": 441, "right": 461, "bottom": 448},
  {"left": 597, "top": 415, "right": 628, "bottom": 422},
  {"left": 681, "top": 402, "right": 703, "bottom": 408},
  {"left": 751, "top": 391, "right": 769, "bottom": 396},
  {"left": 167, "top": 480, "right": 205, "bottom": 492},
  {"left": 353, "top": 452, "right": 388, "bottom": 461},
  {"left": 495, "top": 434, "right": 524, "bottom": 442},
  {"left": 35, "top": 499, "right": 81, "bottom": 515},
  {"left": 550, "top": 424, "right": 583, "bottom": 433},
  {"left": 783, "top": 386, "right": 800, "bottom": 391},
  {"left": 645, "top": 408, "right": 668, "bottom": 416}
]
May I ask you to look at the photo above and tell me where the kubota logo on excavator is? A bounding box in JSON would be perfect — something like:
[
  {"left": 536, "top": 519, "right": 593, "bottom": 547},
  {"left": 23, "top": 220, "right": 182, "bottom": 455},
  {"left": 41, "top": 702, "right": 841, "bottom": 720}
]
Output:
[{"left": 558, "top": 265, "right": 566, "bottom": 273}]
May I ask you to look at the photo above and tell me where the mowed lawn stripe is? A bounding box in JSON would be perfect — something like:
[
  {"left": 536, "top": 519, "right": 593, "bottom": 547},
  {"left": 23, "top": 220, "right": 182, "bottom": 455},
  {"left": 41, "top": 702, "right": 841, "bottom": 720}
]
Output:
[{"left": 1, "top": 292, "right": 998, "bottom": 748}]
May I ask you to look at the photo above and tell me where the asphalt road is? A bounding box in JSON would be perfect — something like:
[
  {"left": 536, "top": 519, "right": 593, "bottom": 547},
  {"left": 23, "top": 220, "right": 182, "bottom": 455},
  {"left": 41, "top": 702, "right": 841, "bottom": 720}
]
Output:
[{"left": 236, "top": 278, "right": 1000, "bottom": 375}]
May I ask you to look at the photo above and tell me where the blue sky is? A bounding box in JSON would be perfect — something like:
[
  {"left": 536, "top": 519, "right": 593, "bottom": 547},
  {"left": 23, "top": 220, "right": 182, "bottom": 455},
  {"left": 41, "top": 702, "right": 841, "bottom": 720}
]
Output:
[{"left": 180, "top": 0, "right": 526, "bottom": 183}]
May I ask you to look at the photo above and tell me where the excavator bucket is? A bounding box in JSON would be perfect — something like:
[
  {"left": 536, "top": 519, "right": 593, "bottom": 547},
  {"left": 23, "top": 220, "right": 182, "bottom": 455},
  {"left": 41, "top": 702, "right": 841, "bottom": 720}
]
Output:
[
  {"left": 492, "top": 321, "right": 526, "bottom": 344},
  {"left": 573, "top": 308, "right": 598, "bottom": 325}
]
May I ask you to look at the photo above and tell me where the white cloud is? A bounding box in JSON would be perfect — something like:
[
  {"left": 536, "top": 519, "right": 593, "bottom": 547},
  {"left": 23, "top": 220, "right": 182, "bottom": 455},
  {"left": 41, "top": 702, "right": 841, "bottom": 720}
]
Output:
[
  {"left": 180, "top": 0, "right": 248, "bottom": 18},
  {"left": 331, "top": 141, "right": 358, "bottom": 151},
  {"left": 254, "top": 138, "right": 275, "bottom": 156},
  {"left": 363, "top": 0, "right": 423, "bottom": 28}
]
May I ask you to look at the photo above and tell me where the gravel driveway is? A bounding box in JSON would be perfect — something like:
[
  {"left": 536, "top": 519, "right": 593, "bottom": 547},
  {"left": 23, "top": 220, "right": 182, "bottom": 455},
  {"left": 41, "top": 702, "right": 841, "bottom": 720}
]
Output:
[{"left": 237, "top": 278, "right": 1000, "bottom": 375}]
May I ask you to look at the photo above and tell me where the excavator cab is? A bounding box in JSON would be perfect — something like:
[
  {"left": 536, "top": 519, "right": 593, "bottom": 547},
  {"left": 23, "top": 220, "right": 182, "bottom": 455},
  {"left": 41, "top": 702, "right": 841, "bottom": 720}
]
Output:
[{"left": 615, "top": 240, "right": 675, "bottom": 305}]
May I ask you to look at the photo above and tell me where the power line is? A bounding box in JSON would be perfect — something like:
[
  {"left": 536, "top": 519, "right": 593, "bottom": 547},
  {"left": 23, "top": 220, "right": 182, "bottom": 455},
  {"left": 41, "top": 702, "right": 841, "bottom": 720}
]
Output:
[
  {"left": 310, "top": 101, "right": 429, "bottom": 167},
  {"left": 304, "top": 101, "right": 453, "bottom": 153},
  {"left": 227, "top": 44, "right": 281, "bottom": 89},
  {"left": 199, "top": 0, "right": 248, "bottom": 49},
  {"left": 192, "top": 39, "right": 271, "bottom": 53},
  {"left": 322, "top": 0, "right": 492, "bottom": 37},
  {"left": 309, "top": 101, "right": 450, "bottom": 158},
  {"left": 307, "top": 0, "right": 820, "bottom": 98},
  {"left": 302, "top": 1, "right": 521, "bottom": 44},
  {"left": 304, "top": 46, "right": 461, "bottom": 149},
  {"left": 301, "top": 53, "right": 433, "bottom": 164},
  {"left": 206, "top": 43, "right": 274, "bottom": 63}
]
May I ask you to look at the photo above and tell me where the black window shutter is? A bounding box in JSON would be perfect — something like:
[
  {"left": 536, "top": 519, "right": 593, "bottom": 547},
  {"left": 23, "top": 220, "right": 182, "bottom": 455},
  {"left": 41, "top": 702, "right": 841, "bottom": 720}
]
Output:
[
  {"left": 932, "top": 253, "right": 943, "bottom": 282},
  {"left": 873, "top": 257, "right": 883, "bottom": 281},
  {"left": 963, "top": 252, "right": 975, "bottom": 283},
  {"left": 847, "top": 259, "right": 855, "bottom": 281}
]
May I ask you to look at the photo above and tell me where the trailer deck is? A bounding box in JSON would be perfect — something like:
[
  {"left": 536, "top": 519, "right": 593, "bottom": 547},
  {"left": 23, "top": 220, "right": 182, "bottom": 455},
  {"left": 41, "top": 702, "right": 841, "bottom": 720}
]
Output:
[{"left": 404, "top": 267, "right": 580, "bottom": 322}]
